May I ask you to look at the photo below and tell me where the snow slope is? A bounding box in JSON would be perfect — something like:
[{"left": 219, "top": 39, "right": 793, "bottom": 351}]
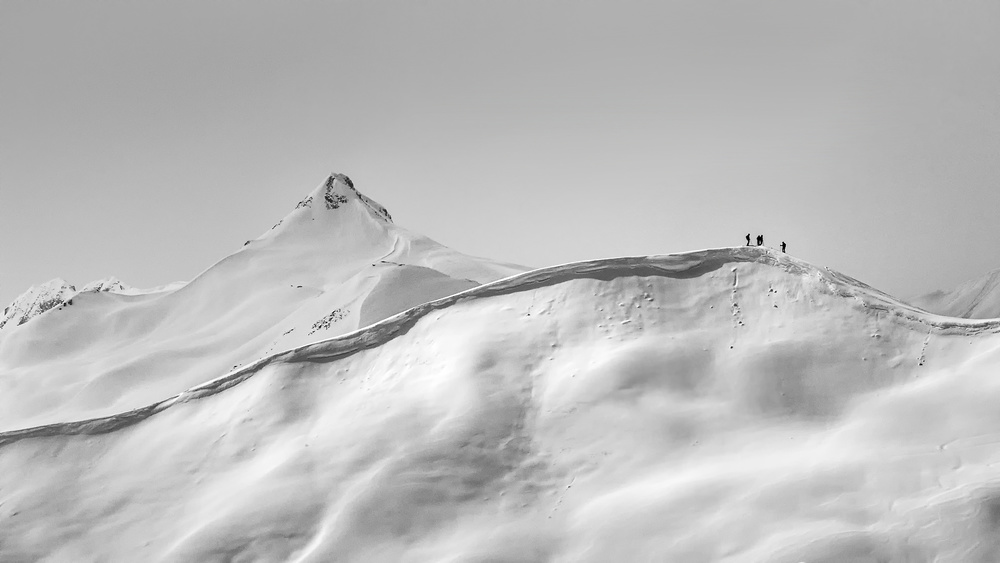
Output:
[
  {"left": 3, "top": 247, "right": 1000, "bottom": 561},
  {"left": 0, "top": 173, "right": 526, "bottom": 430},
  {"left": 909, "top": 266, "right": 1000, "bottom": 319}
]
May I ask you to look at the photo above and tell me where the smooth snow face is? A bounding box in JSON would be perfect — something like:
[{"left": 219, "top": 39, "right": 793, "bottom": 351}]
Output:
[
  {"left": 910, "top": 267, "right": 1000, "bottom": 319},
  {"left": 3, "top": 248, "right": 1000, "bottom": 561},
  {"left": 0, "top": 174, "right": 527, "bottom": 430}
]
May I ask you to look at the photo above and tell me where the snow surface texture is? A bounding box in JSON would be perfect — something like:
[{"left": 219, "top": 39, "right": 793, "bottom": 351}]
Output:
[
  {"left": 0, "top": 174, "right": 525, "bottom": 430},
  {"left": 4, "top": 240, "right": 1000, "bottom": 560},
  {"left": 910, "top": 267, "right": 1000, "bottom": 319}
]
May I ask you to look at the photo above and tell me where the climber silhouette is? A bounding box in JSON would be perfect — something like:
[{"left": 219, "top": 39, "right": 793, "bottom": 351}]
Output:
[
  {"left": 756, "top": 235, "right": 763, "bottom": 246},
  {"left": 781, "top": 241, "right": 787, "bottom": 253},
  {"left": 745, "top": 233, "right": 751, "bottom": 246}
]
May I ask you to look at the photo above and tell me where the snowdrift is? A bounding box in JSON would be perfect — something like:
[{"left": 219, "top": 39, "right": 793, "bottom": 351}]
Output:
[{"left": 3, "top": 247, "right": 1000, "bottom": 561}]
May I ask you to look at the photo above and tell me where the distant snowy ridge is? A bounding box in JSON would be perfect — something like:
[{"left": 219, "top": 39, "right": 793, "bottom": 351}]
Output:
[
  {"left": 79, "top": 276, "right": 131, "bottom": 294},
  {"left": 0, "top": 278, "right": 77, "bottom": 330},
  {"left": 909, "top": 266, "right": 1000, "bottom": 319},
  {"left": 0, "top": 276, "right": 182, "bottom": 330},
  {"left": 3, "top": 246, "right": 996, "bottom": 445}
]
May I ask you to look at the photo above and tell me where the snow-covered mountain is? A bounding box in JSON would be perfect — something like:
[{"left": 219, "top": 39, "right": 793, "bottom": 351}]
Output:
[
  {"left": 4, "top": 178, "right": 1000, "bottom": 561},
  {"left": 0, "top": 173, "right": 526, "bottom": 430},
  {"left": 0, "top": 278, "right": 78, "bottom": 330},
  {"left": 1, "top": 277, "right": 181, "bottom": 332},
  {"left": 909, "top": 267, "right": 1000, "bottom": 319}
]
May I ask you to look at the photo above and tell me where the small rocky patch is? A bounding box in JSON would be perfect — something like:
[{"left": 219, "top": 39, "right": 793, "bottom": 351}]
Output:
[{"left": 309, "top": 308, "right": 348, "bottom": 334}]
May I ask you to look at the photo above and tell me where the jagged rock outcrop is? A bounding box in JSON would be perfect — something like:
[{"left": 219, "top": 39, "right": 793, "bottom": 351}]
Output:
[{"left": 288, "top": 173, "right": 392, "bottom": 221}]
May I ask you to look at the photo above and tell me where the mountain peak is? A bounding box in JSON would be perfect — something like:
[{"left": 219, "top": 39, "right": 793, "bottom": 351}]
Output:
[
  {"left": 291, "top": 173, "right": 393, "bottom": 222},
  {"left": 255, "top": 172, "right": 395, "bottom": 246}
]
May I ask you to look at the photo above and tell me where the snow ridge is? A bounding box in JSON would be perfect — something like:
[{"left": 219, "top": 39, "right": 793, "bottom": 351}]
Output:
[
  {"left": 331, "top": 173, "right": 393, "bottom": 222},
  {"left": 2, "top": 246, "right": 997, "bottom": 447},
  {"left": 1, "top": 276, "right": 147, "bottom": 331},
  {"left": 0, "top": 279, "right": 77, "bottom": 330},
  {"left": 80, "top": 276, "right": 132, "bottom": 294}
]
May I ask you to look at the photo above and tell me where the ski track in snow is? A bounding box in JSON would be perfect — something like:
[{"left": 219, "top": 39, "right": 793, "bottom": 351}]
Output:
[{"left": 2, "top": 246, "right": 997, "bottom": 448}]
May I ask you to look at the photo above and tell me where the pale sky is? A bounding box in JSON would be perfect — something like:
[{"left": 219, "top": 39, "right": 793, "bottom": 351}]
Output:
[{"left": 2, "top": 1, "right": 998, "bottom": 307}]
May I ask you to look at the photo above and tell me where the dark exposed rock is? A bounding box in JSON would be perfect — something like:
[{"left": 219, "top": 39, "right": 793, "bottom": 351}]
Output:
[{"left": 309, "top": 308, "right": 348, "bottom": 334}]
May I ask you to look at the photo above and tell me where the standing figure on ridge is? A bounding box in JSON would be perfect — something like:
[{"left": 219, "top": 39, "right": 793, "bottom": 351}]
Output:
[
  {"left": 745, "top": 233, "right": 751, "bottom": 246},
  {"left": 756, "top": 234, "right": 763, "bottom": 246},
  {"left": 781, "top": 241, "right": 787, "bottom": 253}
]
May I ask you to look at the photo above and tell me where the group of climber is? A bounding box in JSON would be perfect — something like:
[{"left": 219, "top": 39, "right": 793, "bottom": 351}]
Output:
[{"left": 745, "top": 233, "right": 787, "bottom": 253}]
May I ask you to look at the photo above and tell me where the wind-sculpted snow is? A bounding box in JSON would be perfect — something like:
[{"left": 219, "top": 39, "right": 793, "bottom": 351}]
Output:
[{"left": 5, "top": 247, "right": 1000, "bottom": 561}]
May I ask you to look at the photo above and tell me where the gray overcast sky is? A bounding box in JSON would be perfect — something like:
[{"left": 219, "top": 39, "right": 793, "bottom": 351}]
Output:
[{"left": 2, "top": 1, "right": 999, "bottom": 307}]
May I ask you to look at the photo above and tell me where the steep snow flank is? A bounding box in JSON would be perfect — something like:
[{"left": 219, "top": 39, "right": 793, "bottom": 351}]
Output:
[
  {"left": 909, "top": 266, "right": 1000, "bottom": 319},
  {"left": 0, "top": 173, "right": 527, "bottom": 430},
  {"left": 4, "top": 247, "right": 1000, "bottom": 561},
  {"left": 357, "top": 264, "right": 478, "bottom": 328}
]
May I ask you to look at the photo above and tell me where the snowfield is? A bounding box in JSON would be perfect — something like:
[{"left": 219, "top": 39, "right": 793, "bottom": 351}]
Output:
[{"left": 3, "top": 176, "right": 1000, "bottom": 561}]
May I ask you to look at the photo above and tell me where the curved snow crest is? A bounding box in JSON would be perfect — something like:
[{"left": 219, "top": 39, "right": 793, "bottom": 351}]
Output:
[{"left": 2, "top": 246, "right": 998, "bottom": 447}]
